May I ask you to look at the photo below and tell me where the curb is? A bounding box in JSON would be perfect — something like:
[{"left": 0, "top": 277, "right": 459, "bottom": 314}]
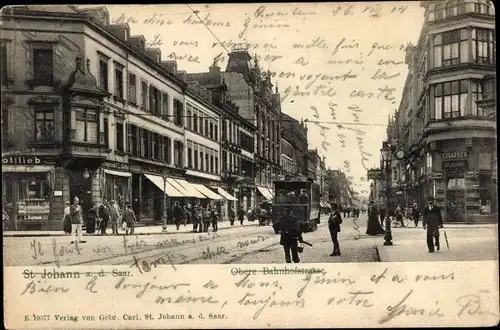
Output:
[
  {"left": 374, "top": 246, "right": 382, "bottom": 262},
  {"left": 2, "top": 223, "right": 260, "bottom": 237}
]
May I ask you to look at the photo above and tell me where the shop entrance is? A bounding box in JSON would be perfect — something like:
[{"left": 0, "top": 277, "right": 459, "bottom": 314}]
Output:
[
  {"left": 69, "top": 170, "right": 92, "bottom": 221},
  {"left": 446, "top": 177, "right": 465, "bottom": 222}
]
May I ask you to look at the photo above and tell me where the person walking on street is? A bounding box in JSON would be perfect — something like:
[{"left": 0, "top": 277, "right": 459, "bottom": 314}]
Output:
[
  {"left": 328, "top": 203, "right": 343, "bottom": 256},
  {"left": 422, "top": 196, "right": 444, "bottom": 253},
  {"left": 98, "top": 200, "right": 110, "bottom": 235},
  {"left": 366, "top": 200, "right": 385, "bottom": 235},
  {"left": 412, "top": 203, "right": 420, "bottom": 227},
  {"left": 191, "top": 206, "right": 199, "bottom": 232},
  {"left": 395, "top": 205, "right": 405, "bottom": 227},
  {"left": 183, "top": 205, "right": 189, "bottom": 227},
  {"left": 238, "top": 208, "right": 245, "bottom": 226},
  {"left": 379, "top": 206, "right": 386, "bottom": 227},
  {"left": 229, "top": 207, "right": 235, "bottom": 226},
  {"left": 87, "top": 203, "right": 98, "bottom": 234},
  {"left": 122, "top": 203, "right": 137, "bottom": 235},
  {"left": 274, "top": 207, "right": 304, "bottom": 263},
  {"left": 63, "top": 201, "right": 71, "bottom": 234},
  {"left": 173, "top": 202, "right": 182, "bottom": 231},
  {"left": 202, "top": 206, "right": 211, "bottom": 232},
  {"left": 70, "top": 197, "right": 86, "bottom": 244},
  {"left": 211, "top": 207, "right": 219, "bottom": 232},
  {"left": 109, "top": 200, "right": 121, "bottom": 235}
]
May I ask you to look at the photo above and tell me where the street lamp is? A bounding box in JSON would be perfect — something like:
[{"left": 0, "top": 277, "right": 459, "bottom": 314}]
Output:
[
  {"left": 381, "top": 141, "right": 393, "bottom": 246},
  {"left": 162, "top": 169, "right": 168, "bottom": 232},
  {"left": 83, "top": 168, "right": 90, "bottom": 179}
]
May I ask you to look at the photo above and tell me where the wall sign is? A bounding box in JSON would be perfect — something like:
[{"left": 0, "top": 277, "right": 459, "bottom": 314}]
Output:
[
  {"left": 442, "top": 160, "right": 468, "bottom": 171},
  {"left": 442, "top": 151, "right": 468, "bottom": 160},
  {"left": 2, "top": 155, "right": 58, "bottom": 166}
]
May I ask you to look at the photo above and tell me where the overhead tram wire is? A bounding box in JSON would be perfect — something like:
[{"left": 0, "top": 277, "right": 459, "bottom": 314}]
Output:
[{"left": 186, "top": 4, "right": 231, "bottom": 55}]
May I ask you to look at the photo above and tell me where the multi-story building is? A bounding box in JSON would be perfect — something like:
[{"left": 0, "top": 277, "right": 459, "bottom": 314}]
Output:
[
  {"left": 389, "top": 0, "right": 496, "bottom": 222},
  {"left": 324, "top": 169, "right": 352, "bottom": 207},
  {"left": 0, "top": 5, "right": 227, "bottom": 229},
  {"left": 224, "top": 48, "right": 282, "bottom": 203},
  {"left": 187, "top": 62, "right": 256, "bottom": 214},
  {"left": 280, "top": 113, "right": 309, "bottom": 179},
  {"left": 307, "top": 148, "right": 321, "bottom": 182}
]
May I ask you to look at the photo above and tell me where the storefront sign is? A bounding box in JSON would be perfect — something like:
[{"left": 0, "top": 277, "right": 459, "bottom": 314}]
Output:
[
  {"left": 430, "top": 172, "right": 443, "bottom": 179},
  {"left": 442, "top": 151, "right": 468, "bottom": 160},
  {"left": 442, "top": 160, "right": 468, "bottom": 171},
  {"left": 102, "top": 161, "right": 130, "bottom": 171},
  {"left": 2, "top": 155, "right": 57, "bottom": 166}
]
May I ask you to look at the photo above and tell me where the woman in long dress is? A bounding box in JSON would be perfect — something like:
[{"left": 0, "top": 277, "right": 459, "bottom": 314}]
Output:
[{"left": 366, "top": 201, "right": 385, "bottom": 235}]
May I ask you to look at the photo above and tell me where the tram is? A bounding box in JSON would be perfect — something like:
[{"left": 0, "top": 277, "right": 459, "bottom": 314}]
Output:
[{"left": 271, "top": 178, "right": 320, "bottom": 233}]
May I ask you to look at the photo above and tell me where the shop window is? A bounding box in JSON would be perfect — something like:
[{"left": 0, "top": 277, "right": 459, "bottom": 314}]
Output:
[
  {"left": 75, "top": 108, "right": 98, "bottom": 143},
  {"left": 478, "top": 153, "right": 492, "bottom": 169},
  {"left": 34, "top": 105, "right": 55, "bottom": 143}
]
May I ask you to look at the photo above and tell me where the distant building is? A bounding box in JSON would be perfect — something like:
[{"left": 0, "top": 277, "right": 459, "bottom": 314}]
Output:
[{"left": 280, "top": 113, "right": 308, "bottom": 179}]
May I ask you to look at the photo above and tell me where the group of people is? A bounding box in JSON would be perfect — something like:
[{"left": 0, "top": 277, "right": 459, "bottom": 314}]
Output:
[
  {"left": 63, "top": 198, "right": 137, "bottom": 240},
  {"left": 341, "top": 205, "right": 361, "bottom": 219}
]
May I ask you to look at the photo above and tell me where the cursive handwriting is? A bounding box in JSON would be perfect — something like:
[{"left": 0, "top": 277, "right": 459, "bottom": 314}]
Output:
[
  {"left": 130, "top": 253, "right": 177, "bottom": 274},
  {"left": 114, "top": 276, "right": 190, "bottom": 299},
  {"left": 297, "top": 272, "right": 356, "bottom": 298},
  {"left": 456, "top": 290, "right": 499, "bottom": 318},
  {"left": 237, "top": 236, "right": 270, "bottom": 249},
  {"left": 237, "top": 291, "right": 306, "bottom": 320},
  {"left": 202, "top": 245, "right": 230, "bottom": 260},
  {"left": 379, "top": 289, "right": 444, "bottom": 324},
  {"left": 21, "top": 280, "right": 69, "bottom": 296}
]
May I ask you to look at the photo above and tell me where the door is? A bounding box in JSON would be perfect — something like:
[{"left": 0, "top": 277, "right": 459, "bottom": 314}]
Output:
[{"left": 69, "top": 170, "right": 92, "bottom": 222}]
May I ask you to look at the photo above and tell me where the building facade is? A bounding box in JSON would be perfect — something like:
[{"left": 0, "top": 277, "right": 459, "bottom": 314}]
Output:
[
  {"left": 280, "top": 113, "right": 309, "bottom": 180},
  {"left": 0, "top": 6, "right": 229, "bottom": 229},
  {"left": 389, "top": 0, "right": 496, "bottom": 222},
  {"left": 224, "top": 49, "right": 282, "bottom": 203}
]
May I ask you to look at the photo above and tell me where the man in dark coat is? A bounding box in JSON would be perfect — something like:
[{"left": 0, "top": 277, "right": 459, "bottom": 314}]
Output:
[
  {"left": 328, "top": 203, "right": 343, "bottom": 256},
  {"left": 173, "top": 202, "right": 183, "bottom": 230},
  {"left": 98, "top": 200, "right": 110, "bottom": 235},
  {"left": 422, "top": 195, "right": 444, "bottom": 253},
  {"left": 121, "top": 203, "right": 137, "bottom": 235},
  {"left": 411, "top": 203, "right": 420, "bottom": 227},
  {"left": 274, "top": 207, "right": 303, "bottom": 263},
  {"left": 238, "top": 208, "right": 245, "bottom": 226}
]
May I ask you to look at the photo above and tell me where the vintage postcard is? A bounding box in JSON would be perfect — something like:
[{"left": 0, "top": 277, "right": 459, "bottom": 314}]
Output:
[{"left": 2, "top": 2, "right": 499, "bottom": 328}]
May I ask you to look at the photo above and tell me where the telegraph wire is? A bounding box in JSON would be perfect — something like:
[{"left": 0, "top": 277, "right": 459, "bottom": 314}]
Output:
[{"left": 186, "top": 4, "right": 231, "bottom": 55}]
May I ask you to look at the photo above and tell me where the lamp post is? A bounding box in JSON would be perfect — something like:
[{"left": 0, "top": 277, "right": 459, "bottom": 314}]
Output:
[
  {"left": 162, "top": 169, "right": 167, "bottom": 233},
  {"left": 381, "top": 141, "right": 393, "bottom": 246}
]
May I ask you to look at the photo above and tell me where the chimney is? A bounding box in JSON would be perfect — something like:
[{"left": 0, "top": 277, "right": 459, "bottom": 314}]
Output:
[
  {"left": 161, "top": 60, "right": 177, "bottom": 74},
  {"left": 80, "top": 7, "right": 110, "bottom": 27},
  {"left": 129, "top": 35, "right": 146, "bottom": 50},
  {"left": 108, "top": 24, "right": 130, "bottom": 41},
  {"left": 145, "top": 48, "right": 161, "bottom": 62},
  {"left": 177, "top": 70, "right": 188, "bottom": 83}
]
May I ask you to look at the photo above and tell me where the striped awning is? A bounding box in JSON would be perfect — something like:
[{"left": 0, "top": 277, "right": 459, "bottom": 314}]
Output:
[
  {"left": 212, "top": 186, "right": 238, "bottom": 201},
  {"left": 257, "top": 186, "right": 273, "bottom": 200},
  {"left": 171, "top": 178, "right": 206, "bottom": 198},
  {"left": 191, "top": 183, "right": 224, "bottom": 200},
  {"left": 144, "top": 174, "right": 185, "bottom": 197}
]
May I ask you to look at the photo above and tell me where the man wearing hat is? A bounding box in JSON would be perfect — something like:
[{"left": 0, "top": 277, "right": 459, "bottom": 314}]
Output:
[
  {"left": 422, "top": 195, "right": 444, "bottom": 253},
  {"left": 70, "top": 197, "right": 86, "bottom": 244},
  {"left": 274, "top": 207, "right": 303, "bottom": 263}
]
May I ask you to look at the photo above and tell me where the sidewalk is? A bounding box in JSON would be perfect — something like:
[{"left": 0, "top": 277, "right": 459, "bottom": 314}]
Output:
[
  {"left": 377, "top": 224, "right": 498, "bottom": 262},
  {"left": 2, "top": 220, "right": 259, "bottom": 237}
]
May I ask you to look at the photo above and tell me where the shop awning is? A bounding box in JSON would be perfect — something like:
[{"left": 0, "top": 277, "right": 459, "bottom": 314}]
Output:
[
  {"left": 170, "top": 178, "right": 206, "bottom": 198},
  {"left": 144, "top": 174, "right": 185, "bottom": 197},
  {"left": 192, "top": 184, "right": 224, "bottom": 200},
  {"left": 257, "top": 186, "right": 274, "bottom": 200},
  {"left": 103, "top": 169, "right": 132, "bottom": 177},
  {"left": 2, "top": 165, "right": 53, "bottom": 173},
  {"left": 212, "top": 186, "right": 238, "bottom": 201},
  {"left": 268, "top": 189, "right": 275, "bottom": 198}
]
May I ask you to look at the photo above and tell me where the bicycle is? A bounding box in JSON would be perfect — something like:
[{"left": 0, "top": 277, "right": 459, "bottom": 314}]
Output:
[{"left": 391, "top": 217, "right": 409, "bottom": 228}]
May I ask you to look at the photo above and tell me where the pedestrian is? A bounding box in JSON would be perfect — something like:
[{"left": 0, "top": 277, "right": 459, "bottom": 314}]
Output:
[
  {"left": 109, "top": 200, "right": 120, "bottom": 235},
  {"left": 63, "top": 201, "right": 72, "bottom": 234},
  {"left": 328, "top": 203, "right": 343, "bottom": 256},
  {"left": 70, "top": 197, "right": 86, "bottom": 244},
  {"left": 379, "top": 206, "right": 386, "bottom": 227},
  {"left": 298, "top": 189, "right": 309, "bottom": 204},
  {"left": 173, "top": 201, "right": 182, "bottom": 230},
  {"left": 211, "top": 207, "right": 219, "bottom": 232},
  {"left": 183, "top": 205, "right": 189, "bottom": 227},
  {"left": 238, "top": 208, "right": 245, "bottom": 225},
  {"left": 87, "top": 203, "right": 98, "bottom": 234},
  {"left": 229, "top": 207, "right": 235, "bottom": 226},
  {"left": 274, "top": 207, "right": 303, "bottom": 263},
  {"left": 202, "top": 206, "right": 211, "bottom": 232},
  {"left": 366, "top": 200, "right": 384, "bottom": 236},
  {"left": 422, "top": 195, "right": 444, "bottom": 253},
  {"left": 121, "top": 203, "right": 137, "bottom": 235},
  {"left": 412, "top": 202, "right": 420, "bottom": 227},
  {"left": 395, "top": 205, "right": 405, "bottom": 227},
  {"left": 191, "top": 206, "right": 199, "bottom": 232},
  {"left": 98, "top": 200, "right": 110, "bottom": 235}
]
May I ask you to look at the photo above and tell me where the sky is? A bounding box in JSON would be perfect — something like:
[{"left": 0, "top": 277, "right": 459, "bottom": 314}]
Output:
[{"left": 94, "top": 2, "right": 425, "bottom": 198}]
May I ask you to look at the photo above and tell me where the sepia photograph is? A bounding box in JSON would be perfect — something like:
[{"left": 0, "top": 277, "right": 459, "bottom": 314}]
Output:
[{"left": 1, "top": 2, "right": 498, "bottom": 328}]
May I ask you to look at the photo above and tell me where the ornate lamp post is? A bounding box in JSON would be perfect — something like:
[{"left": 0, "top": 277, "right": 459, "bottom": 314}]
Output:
[{"left": 381, "top": 142, "right": 394, "bottom": 246}]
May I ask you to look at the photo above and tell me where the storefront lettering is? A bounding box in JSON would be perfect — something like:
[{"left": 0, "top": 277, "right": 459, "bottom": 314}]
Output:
[
  {"left": 2, "top": 156, "right": 57, "bottom": 166},
  {"left": 442, "top": 151, "right": 468, "bottom": 160},
  {"left": 442, "top": 160, "right": 468, "bottom": 169}
]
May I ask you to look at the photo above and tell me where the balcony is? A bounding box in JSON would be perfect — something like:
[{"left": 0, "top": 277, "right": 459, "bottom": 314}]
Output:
[
  {"left": 66, "top": 130, "right": 109, "bottom": 160},
  {"left": 424, "top": 117, "right": 496, "bottom": 142}
]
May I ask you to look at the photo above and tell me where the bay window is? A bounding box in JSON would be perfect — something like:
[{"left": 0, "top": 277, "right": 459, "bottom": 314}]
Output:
[
  {"left": 472, "top": 28, "right": 495, "bottom": 65},
  {"left": 75, "top": 108, "right": 98, "bottom": 143},
  {"left": 430, "top": 1, "right": 495, "bottom": 21},
  {"left": 471, "top": 81, "right": 483, "bottom": 116},
  {"left": 433, "top": 28, "right": 468, "bottom": 68},
  {"left": 430, "top": 80, "right": 468, "bottom": 120}
]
